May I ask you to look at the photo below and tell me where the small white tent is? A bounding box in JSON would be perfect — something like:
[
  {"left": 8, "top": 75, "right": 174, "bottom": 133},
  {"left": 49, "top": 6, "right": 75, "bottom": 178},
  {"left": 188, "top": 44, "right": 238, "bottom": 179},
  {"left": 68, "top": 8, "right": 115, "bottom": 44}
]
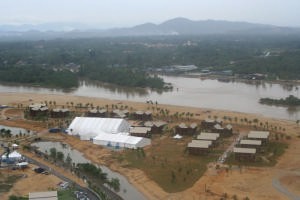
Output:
[{"left": 1, "top": 151, "right": 22, "bottom": 161}]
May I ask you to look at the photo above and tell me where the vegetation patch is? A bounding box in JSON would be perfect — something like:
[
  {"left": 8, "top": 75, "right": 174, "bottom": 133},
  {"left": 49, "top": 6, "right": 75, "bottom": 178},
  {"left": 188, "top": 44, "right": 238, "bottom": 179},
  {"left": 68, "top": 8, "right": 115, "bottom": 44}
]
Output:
[
  {"left": 121, "top": 135, "right": 218, "bottom": 192},
  {"left": 226, "top": 141, "right": 288, "bottom": 167},
  {"left": 8, "top": 195, "right": 28, "bottom": 200},
  {"left": 58, "top": 188, "right": 76, "bottom": 200},
  {"left": 0, "top": 174, "right": 23, "bottom": 193},
  {"left": 260, "top": 95, "right": 300, "bottom": 107}
]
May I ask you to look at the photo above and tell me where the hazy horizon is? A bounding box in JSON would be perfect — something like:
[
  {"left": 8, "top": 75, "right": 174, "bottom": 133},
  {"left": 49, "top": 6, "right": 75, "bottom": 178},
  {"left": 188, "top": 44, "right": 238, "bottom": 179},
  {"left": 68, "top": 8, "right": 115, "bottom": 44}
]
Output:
[{"left": 1, "top": 0, "right": 300, "bottom": 29}]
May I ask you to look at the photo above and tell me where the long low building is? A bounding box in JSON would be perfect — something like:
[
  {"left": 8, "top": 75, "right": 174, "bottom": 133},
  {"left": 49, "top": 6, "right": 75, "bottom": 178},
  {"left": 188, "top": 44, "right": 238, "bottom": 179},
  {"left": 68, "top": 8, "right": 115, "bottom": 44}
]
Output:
[
  {"left": 188, "top": 140, "right": 212, "bottom": 155},
  {"left": 197, "top": 132, "right": 220, "bottom": 141},
  {"left": 233, "top": 147, "right": 256, "bottom": 161},
  {"left": 93, "top": 133, "right": 151, "bottom": 149},
  {"left": 248, "top": 131, "right": 270, "bottom": 144},
  {"left": 29, "top": 191, "right": 57, "bottom": 200}
]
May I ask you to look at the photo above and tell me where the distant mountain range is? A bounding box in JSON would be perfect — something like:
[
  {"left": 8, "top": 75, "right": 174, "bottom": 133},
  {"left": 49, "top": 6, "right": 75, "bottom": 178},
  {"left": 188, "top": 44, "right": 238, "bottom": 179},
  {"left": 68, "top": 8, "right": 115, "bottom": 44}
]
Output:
[{"left": 1, "top": 18, "right": 300, "bottom": 40}]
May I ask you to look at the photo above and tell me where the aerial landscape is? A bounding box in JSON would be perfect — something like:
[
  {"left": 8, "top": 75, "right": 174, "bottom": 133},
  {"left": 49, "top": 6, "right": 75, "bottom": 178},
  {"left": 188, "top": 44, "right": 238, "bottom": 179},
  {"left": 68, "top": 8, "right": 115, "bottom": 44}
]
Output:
[{"left": 0, "top": 1, "right": 300, "bottom": 200}]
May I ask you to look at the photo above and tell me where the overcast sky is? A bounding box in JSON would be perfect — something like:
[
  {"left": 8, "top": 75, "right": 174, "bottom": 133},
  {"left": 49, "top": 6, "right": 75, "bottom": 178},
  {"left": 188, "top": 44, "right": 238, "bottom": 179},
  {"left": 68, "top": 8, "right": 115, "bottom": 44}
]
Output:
[{"left": 1, "top": 0, "right": 300, "bottom": 28}]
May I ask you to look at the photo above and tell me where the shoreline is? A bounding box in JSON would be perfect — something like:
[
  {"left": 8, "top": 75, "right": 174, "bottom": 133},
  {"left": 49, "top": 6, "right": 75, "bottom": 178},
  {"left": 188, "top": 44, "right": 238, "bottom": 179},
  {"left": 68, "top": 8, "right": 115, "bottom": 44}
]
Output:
[
  {"left": 1, "top": 92, "right": 300, "bottom": 200},
  {"left": 0, "top": 91, "right": 296, "bottom": 123}
]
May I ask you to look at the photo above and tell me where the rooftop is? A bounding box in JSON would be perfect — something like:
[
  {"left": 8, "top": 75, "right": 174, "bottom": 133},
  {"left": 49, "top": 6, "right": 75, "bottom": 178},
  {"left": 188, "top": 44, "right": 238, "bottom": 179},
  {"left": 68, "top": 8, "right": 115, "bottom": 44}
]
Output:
[
  {"left": 178, "top": 123, "right": 188, "bottom": 129},
  {"left": 29, "top": 191, "right": 57, "bottom": 200},
  {"left": 233, "top": 147, "right": 256, "bottom": 154},
  {"left": 248, "top": 131, "right": 270, "bottom": 139},
  {"left": 188, "top": 140, "right": 212, "bottom": 148},
  {"left": 197, "top": 132, "right": 220, "bottom": 141},
  {"left": 240, "top": 139, "right": 262, "bottom": 146},
  {"left": 130, "top": 127, "right": 151, "bottom": 134}
]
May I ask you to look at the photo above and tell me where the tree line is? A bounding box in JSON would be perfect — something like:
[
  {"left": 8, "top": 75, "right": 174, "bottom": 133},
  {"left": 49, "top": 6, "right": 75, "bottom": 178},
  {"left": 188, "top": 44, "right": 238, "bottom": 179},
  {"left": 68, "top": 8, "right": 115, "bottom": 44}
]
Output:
[
  {"left": 260, "top": 95, "right": 300, "bottom": 106},
  {"left": 1, "top": 35, "right": 300, "bottom": 89}
]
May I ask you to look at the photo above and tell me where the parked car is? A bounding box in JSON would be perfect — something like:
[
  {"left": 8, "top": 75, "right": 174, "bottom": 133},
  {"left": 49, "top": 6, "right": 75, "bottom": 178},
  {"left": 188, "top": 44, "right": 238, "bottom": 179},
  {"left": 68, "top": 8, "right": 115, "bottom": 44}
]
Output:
[
  {"left": 59, "top": 181, "right": 69, "bottom": 189},
  {"left": 41, "top": 171, "right": 50, "bottom": 175},
  {"left": 34, "top": 167, "right": 45, "bottom": 173}
]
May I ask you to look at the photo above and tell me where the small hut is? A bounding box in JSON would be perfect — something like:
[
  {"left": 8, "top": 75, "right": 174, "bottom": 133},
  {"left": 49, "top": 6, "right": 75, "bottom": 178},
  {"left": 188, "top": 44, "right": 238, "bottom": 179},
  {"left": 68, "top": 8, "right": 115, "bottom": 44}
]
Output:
[
  {"left": 86, "top": 108, "right": 107, "bottom": 117},
  {"left": 197, "top": 132, "right": 220, "bottom": 146},
  {"left": 188, "top": 140, "right": 212, "bottom": 155},
  {"left": 201, "top": 118, "right": 217, "bottom": 129},
  {"left": 144, "top": 121, "right": 167, "bottom": 134},
  {"left": 130, "top": 127, "right": 151, "bottom": 138},
  {"left": 50, "top": 108, "right": 70, "bottom": 118},
  {"left": 233, "top": 147, "right": 256, "bottom": 161},
  {"left": 28, "top": 103, "right": 48, "bottom": 117},
  {"left": 239, "top": 139, "right": 262, "bottom": 151},
  {"left": 247, "top": 131, "right": 270, "bottom": 144}
]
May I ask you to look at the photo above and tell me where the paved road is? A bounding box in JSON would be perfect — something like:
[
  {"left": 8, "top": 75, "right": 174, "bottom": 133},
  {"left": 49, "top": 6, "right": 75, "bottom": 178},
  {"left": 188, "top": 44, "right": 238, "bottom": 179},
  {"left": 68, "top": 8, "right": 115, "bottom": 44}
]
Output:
[
  {"left": 23, "top": 155, "right": 101, "bottom": 200},
  {"left": 272, "top": 177, "right": 300, "bottom": 200},
  {"left": 24, "top": 155, "right": 99, "bottom": 200},
  {"left": 24, "top": 155, "right": 123, "bottom": 200}
]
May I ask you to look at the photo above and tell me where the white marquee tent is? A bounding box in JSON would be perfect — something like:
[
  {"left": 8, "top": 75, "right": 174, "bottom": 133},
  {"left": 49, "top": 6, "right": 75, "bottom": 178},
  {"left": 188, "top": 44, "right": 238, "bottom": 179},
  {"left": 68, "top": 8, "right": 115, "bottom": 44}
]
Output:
[
  {"left": 67, "top": 117, "right": 131, "bottom": 140},
  {"left": 93, "top": 133, "right": 151, "bottom": 149},
  {"left": 67, "top": 117, "right": 150, "bottom": 149}
]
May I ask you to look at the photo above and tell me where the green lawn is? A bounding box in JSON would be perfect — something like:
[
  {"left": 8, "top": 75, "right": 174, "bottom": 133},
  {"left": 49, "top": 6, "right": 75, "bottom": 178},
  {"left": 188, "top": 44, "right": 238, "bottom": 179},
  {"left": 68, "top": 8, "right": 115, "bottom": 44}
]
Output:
[
  {"left": 121, "top": 135, "right": 218, "bottom": 193},
  {"left": 58, "top": 189, "right": 76, "bottom": 200},
  {"left": 0, "top": 174, "right": 23, "bottom": 193},
  {"left": 226, "top": 141, "right": 288, "bottom": 167}
]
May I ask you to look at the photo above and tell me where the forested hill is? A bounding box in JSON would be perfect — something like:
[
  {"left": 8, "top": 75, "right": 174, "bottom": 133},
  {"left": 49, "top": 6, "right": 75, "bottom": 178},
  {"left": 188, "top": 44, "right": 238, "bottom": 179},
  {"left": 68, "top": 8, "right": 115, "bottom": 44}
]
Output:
[
  {"left": 1, "top": 18, "right": 300, "bottom": 40},
  {"left": 0, "top": 35, "right": 300, "bottom": 89}
]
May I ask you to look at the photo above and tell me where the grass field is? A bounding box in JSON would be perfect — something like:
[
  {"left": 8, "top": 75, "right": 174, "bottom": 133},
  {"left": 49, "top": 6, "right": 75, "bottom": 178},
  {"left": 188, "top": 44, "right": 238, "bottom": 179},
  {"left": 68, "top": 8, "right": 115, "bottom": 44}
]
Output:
[
  {"left": 0, "top": 173, "right": 23, "bottom": 193},
  {"left": 58, "top": 189, "right": 76, "bottom": 200},
  {"left": 121, "top": 134, "right": 218, "bottom": 193},
  {"left": 226, "top": 141, "right": 288, "bottom": 167}
]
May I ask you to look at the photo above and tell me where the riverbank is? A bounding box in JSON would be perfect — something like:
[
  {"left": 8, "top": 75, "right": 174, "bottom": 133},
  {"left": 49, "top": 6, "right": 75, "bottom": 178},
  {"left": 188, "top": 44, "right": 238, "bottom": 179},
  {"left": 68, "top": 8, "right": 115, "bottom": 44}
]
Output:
[{"left": 1, "top": 92, "right": 300, "bottom": 199}]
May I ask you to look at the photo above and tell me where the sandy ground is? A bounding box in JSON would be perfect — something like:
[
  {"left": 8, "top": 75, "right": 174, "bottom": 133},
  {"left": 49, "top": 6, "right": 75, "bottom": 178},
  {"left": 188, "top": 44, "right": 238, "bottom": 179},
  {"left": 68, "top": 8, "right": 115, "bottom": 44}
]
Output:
[
  {"left": 1, "top": 92, "right": 300, "bottom": 200},
  {"left": 0, "top": 164, "right": 61, "bottom": 200}
]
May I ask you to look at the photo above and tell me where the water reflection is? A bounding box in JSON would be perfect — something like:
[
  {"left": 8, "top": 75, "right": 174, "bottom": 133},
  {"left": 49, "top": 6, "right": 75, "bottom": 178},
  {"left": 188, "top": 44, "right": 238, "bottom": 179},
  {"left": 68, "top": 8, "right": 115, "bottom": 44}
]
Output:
[
  {"left": 31, "top": 141, "right": 146, "bottom": 200},
  {"left": 80, "top": 80, "right": 149, "bottom": 98},
  {"left": 0, "top": 76, "right": 300, "bottom": 120},
  {"left": 0, "top": 125, "right": 33, "bottom": 136}
]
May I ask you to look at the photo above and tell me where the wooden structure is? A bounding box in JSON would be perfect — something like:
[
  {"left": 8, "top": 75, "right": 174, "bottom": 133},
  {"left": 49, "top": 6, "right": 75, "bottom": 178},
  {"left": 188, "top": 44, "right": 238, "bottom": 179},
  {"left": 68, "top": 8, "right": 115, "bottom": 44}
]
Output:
[
  {"left": 247, "top": 131, "right": 269, "bottom": 144},
  {"left": 210, "top": 123, "right": 233, "bottom": 136},
  {"left": 190, "top": 123, "right": 198, "bottom": 134},
  {"left": 197, "top": 132, "right": 220, "bottom": 146},
  {"left": 130, "top": 127, "right": 151, "bottom": 138},
  {"left": 144, "top": 121, "right": 167, "bottom": 134},
  {"left": 50, "top": 108, "right": 70, "bottom": 118},
  {"left": 239, "top": 139, "right": 262, "bottom": 151},
  {"left": 176, "top": 123, "right": 189, "bottom": 135},
  {"left": 188, "top": 140, "right": 212, "bottom": 155},
  {"left": 201, "top": 119, "right": 217, "bottom": 129},
  {"left": 86, "top": 108, "right": 107, "bottom": 117},
  {"left": 28, "top": 103, "right": 48, "bottom": 117},
  {"left": 176, "top": 123, "right": 198, "bottom": 135},
  {"left": 233, "top": 147, "right": 256, "bottom": 161},
  {"left": 111, "top": 109, "right": 129, "bottom": 118},
  {"left": 134, "top": 110, "right": 152, "bottom": 121}
]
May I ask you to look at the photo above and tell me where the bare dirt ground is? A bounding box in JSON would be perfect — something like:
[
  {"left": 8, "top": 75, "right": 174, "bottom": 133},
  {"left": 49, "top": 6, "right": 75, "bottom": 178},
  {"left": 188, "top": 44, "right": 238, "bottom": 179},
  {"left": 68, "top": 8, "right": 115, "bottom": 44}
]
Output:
[
  {"left": 0, "top": 164, "right": 61, "bottom": 200},
  {"left": 1, "top": 92, "right": 300, "bottom": 200}
]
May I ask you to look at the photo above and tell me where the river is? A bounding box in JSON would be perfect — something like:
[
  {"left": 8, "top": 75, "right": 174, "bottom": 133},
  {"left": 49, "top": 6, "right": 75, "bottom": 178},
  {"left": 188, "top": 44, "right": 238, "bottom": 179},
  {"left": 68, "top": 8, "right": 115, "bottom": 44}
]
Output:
[
  {"left": 0, "top": 76, "right": 299, "bottom": 120},
  {"left": 31, "top": 141, "right": 146, "bottom": 200}
]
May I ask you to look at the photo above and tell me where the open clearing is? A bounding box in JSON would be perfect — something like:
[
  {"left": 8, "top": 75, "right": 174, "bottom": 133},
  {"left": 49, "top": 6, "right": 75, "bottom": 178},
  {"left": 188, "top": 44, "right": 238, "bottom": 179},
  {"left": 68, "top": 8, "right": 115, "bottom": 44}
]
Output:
[{"left": 0, "top": 92, "right": 299, "bottom": 200}]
